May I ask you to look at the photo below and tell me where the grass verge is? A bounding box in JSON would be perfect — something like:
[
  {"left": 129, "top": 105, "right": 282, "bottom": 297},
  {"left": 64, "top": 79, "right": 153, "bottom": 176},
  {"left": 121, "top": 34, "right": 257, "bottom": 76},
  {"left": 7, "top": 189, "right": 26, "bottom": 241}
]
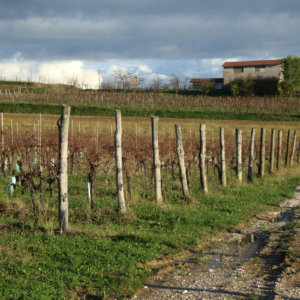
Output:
[
  {"left": 0, "top": 102, "right": 300, "bottom": 122},
  {"left": 0, "top": 167, "right": 299, "bottom": 299}
]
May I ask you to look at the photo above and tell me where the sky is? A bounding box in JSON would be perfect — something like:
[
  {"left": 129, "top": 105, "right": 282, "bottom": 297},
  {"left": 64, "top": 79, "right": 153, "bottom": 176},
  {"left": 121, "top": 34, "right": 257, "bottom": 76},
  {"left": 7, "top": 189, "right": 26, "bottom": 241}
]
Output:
[{"left": 0, "top": 0, "right": 300, "bottom": 88}]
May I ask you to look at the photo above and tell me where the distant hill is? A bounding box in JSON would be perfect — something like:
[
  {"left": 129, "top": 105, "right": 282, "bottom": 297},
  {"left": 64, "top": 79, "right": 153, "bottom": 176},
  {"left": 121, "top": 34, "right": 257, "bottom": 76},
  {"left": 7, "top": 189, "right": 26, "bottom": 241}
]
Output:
[{"left": 0, "top": 80, "right": 80, "bottom": 93}]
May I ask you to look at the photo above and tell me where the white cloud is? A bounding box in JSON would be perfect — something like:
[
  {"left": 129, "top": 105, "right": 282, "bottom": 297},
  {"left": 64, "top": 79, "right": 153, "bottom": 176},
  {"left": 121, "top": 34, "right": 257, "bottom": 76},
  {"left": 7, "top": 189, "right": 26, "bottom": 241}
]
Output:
[
  {"left": 0, "top": 53, "right": 30, "bottom": 80},
  {"left": 0, "top": 58, "right": 164, "bottom": 88},
  {"left": 137, "top": 65, "right": 152, "bottom": 74},
  {"left": 141, "top": 73, "right": 169, "bottom": 87},
  {"left": 182, "top": 58, "right": 229, "bottom": 79},
  {"left": 0, "top": 62, "right": 28, "bottom": 80},
  {"left": 38, "top": 60, "right": 102, "bottom": 88},
  {"left": 0, "top": 59, "right": 103, "bottom": 88}
]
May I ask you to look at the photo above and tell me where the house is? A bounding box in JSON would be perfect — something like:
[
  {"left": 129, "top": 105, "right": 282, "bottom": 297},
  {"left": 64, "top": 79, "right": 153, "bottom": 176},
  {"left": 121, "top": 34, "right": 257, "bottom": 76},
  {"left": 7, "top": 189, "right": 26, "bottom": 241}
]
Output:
[
  {"left": 189, "top": 78, "right": 224, "bottom": 90},
  {"left": 222, "top": 59, "right": 282, "bottom": 86}
]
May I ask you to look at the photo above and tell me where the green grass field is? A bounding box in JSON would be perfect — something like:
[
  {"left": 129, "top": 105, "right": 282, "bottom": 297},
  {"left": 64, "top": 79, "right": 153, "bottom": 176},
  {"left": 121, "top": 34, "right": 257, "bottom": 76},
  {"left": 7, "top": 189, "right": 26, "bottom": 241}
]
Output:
[
  {"left": 1, "top": 102, "right": 300, "bottom": 123},
  {"left": 0, "top": 80, "right": 299, "bottom": 122},
  {"left": 1, "top": 83, "right": 300, "bottom": 299},
  {"left": 0, "top": 164, "right": 299, "bottom": 299}
]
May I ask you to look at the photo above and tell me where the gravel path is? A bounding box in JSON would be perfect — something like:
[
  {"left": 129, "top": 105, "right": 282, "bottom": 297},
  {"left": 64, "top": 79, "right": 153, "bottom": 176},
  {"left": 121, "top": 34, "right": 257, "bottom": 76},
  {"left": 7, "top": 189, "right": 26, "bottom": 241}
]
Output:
[{"left": 130, "top": 188, "right": 300, "bottom": 300}]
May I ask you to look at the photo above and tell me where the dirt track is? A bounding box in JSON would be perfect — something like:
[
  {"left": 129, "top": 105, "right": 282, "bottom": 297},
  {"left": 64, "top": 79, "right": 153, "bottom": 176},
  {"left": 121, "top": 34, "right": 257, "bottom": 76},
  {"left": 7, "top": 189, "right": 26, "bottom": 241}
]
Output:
[{"left": 131, "top": 187, "right": 300, "bottom": 300}]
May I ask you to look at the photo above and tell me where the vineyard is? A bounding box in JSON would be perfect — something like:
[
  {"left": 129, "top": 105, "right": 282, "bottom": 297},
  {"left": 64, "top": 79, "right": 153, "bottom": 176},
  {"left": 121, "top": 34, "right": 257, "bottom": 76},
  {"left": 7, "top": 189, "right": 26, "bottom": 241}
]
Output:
[
  {"left": 1, "top": 108, "right": 300, "bottom": 299},
  {"left": 1, "top": 110, "right": 298, "bottom": 223},
  {"left": 0, "top": 88, "right": 300, "bottom": 115}
]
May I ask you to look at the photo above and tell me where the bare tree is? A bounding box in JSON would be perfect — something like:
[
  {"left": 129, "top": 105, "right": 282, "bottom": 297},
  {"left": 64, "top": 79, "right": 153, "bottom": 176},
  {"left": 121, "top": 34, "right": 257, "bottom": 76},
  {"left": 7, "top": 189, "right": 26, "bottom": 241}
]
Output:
[
  {"left": 131, "top": 74, "right": 144, "bottom": 92},
  {"left": 169, "top": 73, "right": 181, "bottom": 95},
  {"left": 152, "top": 75, "right": 164, "bottom": 92},
  {"left": 113, "top": 69, "right": 133, "bottom": 90},
  {"left": 68, "top": 74, "right": 79, "bottom": 88},
  {"left": 113, "top": 68, "right": 144, "bottom": 91}
]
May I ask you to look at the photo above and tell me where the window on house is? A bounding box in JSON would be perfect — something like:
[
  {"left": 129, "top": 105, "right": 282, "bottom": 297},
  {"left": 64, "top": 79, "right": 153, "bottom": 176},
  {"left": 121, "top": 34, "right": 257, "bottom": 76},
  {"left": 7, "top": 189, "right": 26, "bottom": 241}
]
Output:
[
  {"left": 233, "top": 67, "right": 243, "bottom": 73},
  {"left": 255, "top": 66, "right": 265, "bottom": 72}
]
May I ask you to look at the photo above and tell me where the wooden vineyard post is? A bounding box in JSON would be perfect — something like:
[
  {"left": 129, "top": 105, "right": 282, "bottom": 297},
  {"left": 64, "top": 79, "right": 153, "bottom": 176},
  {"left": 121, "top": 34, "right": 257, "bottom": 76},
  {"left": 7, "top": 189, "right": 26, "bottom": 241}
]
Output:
[
  {"left": 135, "top": 123, "right": 137, "bottom": 149},
  {"left": 1, "top": 113, "right": 4, "bottom": 178},
  {"left": 290, "top": 130, "right": 297, "bottom": 166},
  {"left": 10, "top": 119, "right": 14, "bottom": 174},
  {"left": 259, "top": 128, "right": 265, "bottom": 177},
  {"left": 33, "top": 122, "right": 36, "bottom": 153},
  {"left": 37, "top": 119, "right": 39, "bottom": 161},
  {"left": 115, "top": 110, "right": 126, "bottom": 213},
  {"left": 220, "top": 127, "right": 226, "bottom": 187},
  {"left": 151, "top": 116, "right": 162, "bottom": 204},
  {"left": 38, "top": 114, "right": 42, "bottom": 169},
  {"left": 277, "top": 130, "right": 282, "bottom": 170},
  {"left": 236, "top": 129, "right": 242, "bottom": 182},
  {"left": 175, "top": 124, "right": 190, "bottom": 201},
  {"left": 285, "top": 130, "right": 291, "bottom": 166},
  {"left": 78, "top": 124, "right": 81, "bottom": 167},
  {"left": 248, "top": 128, "right": 255, "bottom": 182},
  {"left": 70, "top": 119, "right": 74, "bottom": 175},
  {"left": 57, "top": 105, "right": 70, "bottom": 233},
  {"left": 96, "top": 121, "right": 99, "bottom": 152},
  {"left": 270, "top": 129, "right": 275, "bottom": 173},
  {"left": 200, "top": 124, "right": 208, "bottom": 193},
  {"left": 10, "top": 119, "right": 13, "bottom": 144},
  {"left": 168, "top": 126, "right": 171, "bottom": 172},
  {"left": 0, "top": 113, "right": 3, "bottom": 151}
]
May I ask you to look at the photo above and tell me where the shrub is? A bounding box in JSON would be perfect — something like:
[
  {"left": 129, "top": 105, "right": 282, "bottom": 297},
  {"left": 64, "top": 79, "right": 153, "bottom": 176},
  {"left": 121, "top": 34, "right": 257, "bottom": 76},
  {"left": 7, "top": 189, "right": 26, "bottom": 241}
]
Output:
[{"left": 230, "top": 76, "right": 254, "bottom": 96}]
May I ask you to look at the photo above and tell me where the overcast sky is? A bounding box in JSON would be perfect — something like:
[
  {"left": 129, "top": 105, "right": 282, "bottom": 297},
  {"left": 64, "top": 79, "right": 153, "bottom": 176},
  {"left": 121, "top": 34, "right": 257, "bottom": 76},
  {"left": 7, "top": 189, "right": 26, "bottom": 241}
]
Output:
[{"left": 1, "top": 0, "right": 299, "bottom": 88}]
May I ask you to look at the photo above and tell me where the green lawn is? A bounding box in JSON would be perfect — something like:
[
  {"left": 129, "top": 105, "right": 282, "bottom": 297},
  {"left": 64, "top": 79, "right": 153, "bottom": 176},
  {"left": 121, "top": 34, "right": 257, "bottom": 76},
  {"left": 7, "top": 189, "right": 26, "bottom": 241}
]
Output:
[
  {"left": 1, "top": 102, "right": 300, "bottom": 122},
  {"left": 0, "top": 165, "right": 299, "bottom": 299}
]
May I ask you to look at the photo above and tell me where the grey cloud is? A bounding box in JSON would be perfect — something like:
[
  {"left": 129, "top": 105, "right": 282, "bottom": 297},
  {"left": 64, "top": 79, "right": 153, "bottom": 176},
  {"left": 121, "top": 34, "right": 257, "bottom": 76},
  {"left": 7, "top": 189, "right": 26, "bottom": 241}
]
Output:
[
  {"left": 1, "top": 0, "right": 300, "bottom": 20},
  {"left": 0, "top": 10, "right": 299, "bottom": 61},
  {"left": 0, "top": 0, "right": 300, "bottom": 79}
]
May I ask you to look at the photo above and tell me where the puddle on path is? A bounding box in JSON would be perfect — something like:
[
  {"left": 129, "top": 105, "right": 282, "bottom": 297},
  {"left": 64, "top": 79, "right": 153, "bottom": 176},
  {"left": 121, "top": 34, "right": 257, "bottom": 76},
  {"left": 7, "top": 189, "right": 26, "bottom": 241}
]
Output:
[
  {"left": 145, "top": 211, "right": 291, "bottom": 289},
  {"left": 132, "top": 197, "right": 298, "bottom": 299},
  {"left": 189, "top": 233, "right": 266, "bottom": 274}
]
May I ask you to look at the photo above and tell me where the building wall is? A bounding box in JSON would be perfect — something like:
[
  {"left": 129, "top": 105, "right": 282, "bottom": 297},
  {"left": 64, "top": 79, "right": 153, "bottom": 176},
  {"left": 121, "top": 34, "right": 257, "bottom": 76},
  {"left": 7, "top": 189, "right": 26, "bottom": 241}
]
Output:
[{"left": 223, "top": 64, "right": 281, "bottom": 85}]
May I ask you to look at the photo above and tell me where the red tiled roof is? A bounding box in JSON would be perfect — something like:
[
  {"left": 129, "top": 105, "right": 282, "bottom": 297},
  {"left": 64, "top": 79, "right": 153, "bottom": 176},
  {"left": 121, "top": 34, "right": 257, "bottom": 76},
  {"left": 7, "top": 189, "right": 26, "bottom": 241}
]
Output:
[
  {"left": 222, "top": 59, "right": 282, "bottom": 67},
  {"left": 190, "top": 78, "right": 223, "bottom": 83}
]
